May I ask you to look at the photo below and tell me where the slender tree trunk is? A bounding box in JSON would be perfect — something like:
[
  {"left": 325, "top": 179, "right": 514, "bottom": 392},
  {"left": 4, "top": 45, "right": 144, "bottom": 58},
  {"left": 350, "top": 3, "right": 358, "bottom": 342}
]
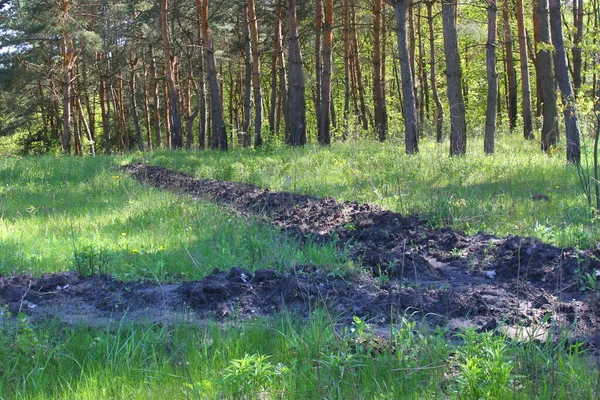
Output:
[
  {"left": 315, "top": 0, "right": 323, "bottom": 139},
  {"left": 247, "top": 0, "right": 263, "bottom": 147},
  {"left": 269, "top": 0, "right": 284, "bottom": 135},
  {"left": 343, "top": 0, "right": 351, "bottom": 140},
  {"left": 242, "top": 2, "right": 252, "bottom": 147},
  {"left": 285, "top": 0, "right": 306, "bottom": 146},
  {"left": 351, "top": 1, "right": 369, "bottom": 130},
  {"left": 200, "top": 0, "right": 227, "bottom": 150},
  {"left": 426, "top": 1, "right": 444, "bottom": 143},
  {"left": 532, "top": 0, "right": 543, "bottom": 118},
  {"left": 485, "top": 0, "right": 498, "bottom": 154},
  {"left": 549, "top": 0, "right": 581, "bottom": 164},
  {"left": 392, "top": 1, "right": 419, "bottom": 154},
  {"left": 536, "top": 0, "right": 559, "bottom": 152},
  {"left": 194, "top": 0, "right": 207, "bottom": 149},
  {"left": 129, "top": 55, "right": 144, "bottom": 151},
  {"left": 62, "top": 66, "right": 72, "bottom": 153},
  {"left": 373, "top": 0, "right": 388, "bottom": 142},
  {"left": 442, "top": 0, "right": 467, "bottom": 156},
  {"left": 277, "top": 16, "right": 287, "bottom": 139},
  {"left": 502, "top": 0, "right": 517, "bottom": 130},
  {"left": 160, "top": 0, "right": 183, "bottom": 149},
  {"left": 99, "top": 58, "right": 111, "bottom": 154},
  {"left": 149, "top": 47, "right": 162, "bottom": 149},
  {"left": 416, "top": 5, "right": 427, "bottom": 123},
  {"left": 319, "top": 0, "right": 334, "bottom": 145},
  {"left": 572, "top": 0, "right": 583, "bottom": 95},
  {"left": 142, "top": 59, "right": 153, "bottom": 151},
  {"left": 515, "top": 0, "right": 534, "bottom": 139}
]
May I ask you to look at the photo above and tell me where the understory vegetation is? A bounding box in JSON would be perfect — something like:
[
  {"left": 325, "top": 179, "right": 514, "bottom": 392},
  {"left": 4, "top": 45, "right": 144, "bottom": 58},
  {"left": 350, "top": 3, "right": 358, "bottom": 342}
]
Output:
[{"left": 1, "top": 135, "right": 600, "bottom": 398}]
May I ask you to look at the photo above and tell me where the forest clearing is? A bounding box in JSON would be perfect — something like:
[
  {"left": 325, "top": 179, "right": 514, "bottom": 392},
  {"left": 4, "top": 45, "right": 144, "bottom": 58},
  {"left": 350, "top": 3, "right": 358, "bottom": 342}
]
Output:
[
  {"left": 1, "top": 140, "right": 600, "bottom": 398},
  {"left": 3, "top": 0, "right": 600, "bottom": 397}
]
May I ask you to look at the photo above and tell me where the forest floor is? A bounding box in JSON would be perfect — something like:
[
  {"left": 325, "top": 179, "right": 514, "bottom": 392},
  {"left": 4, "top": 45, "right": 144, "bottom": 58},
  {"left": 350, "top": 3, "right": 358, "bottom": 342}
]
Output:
[{"left": 3, "top": 163, "right": 600, "bottom": 347}]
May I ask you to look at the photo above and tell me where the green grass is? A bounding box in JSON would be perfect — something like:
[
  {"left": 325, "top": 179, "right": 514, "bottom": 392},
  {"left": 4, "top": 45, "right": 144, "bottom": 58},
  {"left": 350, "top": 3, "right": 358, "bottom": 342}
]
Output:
[
  {"left": 0, "top": 155, "right": 344, "bottom": 279},
  {"left": 0, "top": 311, "right": 596, "bottom": 399},
  {"left": 2, "top": 135, "right": 600, "bottom": 398},
  {"left": 128, "top": 134, "right": 600, "bottom": 248}
]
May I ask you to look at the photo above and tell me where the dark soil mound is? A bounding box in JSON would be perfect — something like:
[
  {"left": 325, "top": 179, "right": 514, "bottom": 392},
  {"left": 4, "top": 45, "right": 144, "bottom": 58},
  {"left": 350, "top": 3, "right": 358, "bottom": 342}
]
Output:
[{"left": 1, "top": 163, "right": 599, "bottom": 347}]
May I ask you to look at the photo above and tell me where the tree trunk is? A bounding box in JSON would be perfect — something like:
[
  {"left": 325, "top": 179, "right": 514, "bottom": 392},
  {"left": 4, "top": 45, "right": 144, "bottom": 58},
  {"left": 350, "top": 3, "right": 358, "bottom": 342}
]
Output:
[
  {"left": 343, "top": 0, "right": 351, "bottom": 140},
  {"left": 285, "top": 0, "right": 306, "bottom": 146},
  {"left": 532, "top": 0, "right": 543, "bottom": 118},
  {"left": 319, "top": 0, "right": 333, "bottom": 145},
  {"left": 160, "top": 0, "right": 183, "bottom": 149},
  {"left": 442, "top": 0, "right": 467, "bottom": 156},
  {"left": 62, "top": 65, "right": 72, "bottom": 153},
  {"left": 149, "top": 47, "right": 162, "bottom": 149},
  {"left": 572, "top": 0, "right": 583, "bottom": 95},
  {"left": 315, "top": 0, "right": 323, "bottom": 139},
  {"left": 485, "top": 0, "right": 498, "bottom": 154},
  {"left": 242, "top": 2, "right": 252, "bottom": 147},
  {"left": 269, "top": 0, "right": 284, "bottom": 135},
  {"left": 549, "top": 0, "right": 581, "bottom": 164},
  {"left": 515, "top": 0, "right": 534, "bottom": 139},
  {"left": 502, "top": 0, "right": 517, "bottom": 130},
  {"left": 129, "top": 55, "right": 144, "bottom": 151},
  {"left": 200, "top": 0, "right": 227, "bottom": 150},
  {"left": 425, "top": 1, "right": 444, "bottom": 143},
  {"left": 351, "top": 1, "right": 369, "bottom": 131},
  {"left": 99, "top": 57, "right": 111, "bottom": 155},
  {"left": 536, "top": 0, "right": 559, "bottom": 152},
  {"left": 142, "top": 59, "right": 153, "bottom": 151},
  {"left": 247, "top": 0, "right": 263, "bottom": 147},
  {"left": 392, "top": 1, "right": 419, "bottom": 154},
  {"left": 374, "top": 0, "right": 388, "bottom": 142}
]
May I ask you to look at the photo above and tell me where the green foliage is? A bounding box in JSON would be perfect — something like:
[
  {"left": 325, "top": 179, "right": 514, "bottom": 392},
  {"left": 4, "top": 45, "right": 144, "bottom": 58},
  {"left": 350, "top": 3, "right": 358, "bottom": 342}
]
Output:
[
  {"left": 453, "top": 329, "right": 514, "bottom": 399},
  {"left": 128, "top": 135, "right": 600, "bottom": 248},
  {"left": 0, "top": 155, "right": 342, "bottom": 279},
  {"left": 221, "top": 353, "right": 288, "bottom": 398}
]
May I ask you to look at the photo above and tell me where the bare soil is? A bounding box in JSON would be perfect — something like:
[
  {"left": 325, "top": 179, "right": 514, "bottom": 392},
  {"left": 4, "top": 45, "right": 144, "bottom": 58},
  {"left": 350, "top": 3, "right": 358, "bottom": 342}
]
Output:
[{"left": 2, "top": 163, "right": 600, "bottom": 346}]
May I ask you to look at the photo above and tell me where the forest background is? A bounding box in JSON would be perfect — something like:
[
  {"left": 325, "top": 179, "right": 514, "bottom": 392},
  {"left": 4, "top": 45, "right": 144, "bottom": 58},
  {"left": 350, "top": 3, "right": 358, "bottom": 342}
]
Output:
[{"left": 0, "top": 0, "right": 599, "bottom": 162}]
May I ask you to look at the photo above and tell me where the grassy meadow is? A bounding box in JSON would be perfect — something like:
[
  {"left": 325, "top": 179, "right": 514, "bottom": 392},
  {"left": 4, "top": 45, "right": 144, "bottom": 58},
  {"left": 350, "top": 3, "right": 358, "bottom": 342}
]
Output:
[{"left": 1, "top": 134, "right": 600, "bottom": 398}]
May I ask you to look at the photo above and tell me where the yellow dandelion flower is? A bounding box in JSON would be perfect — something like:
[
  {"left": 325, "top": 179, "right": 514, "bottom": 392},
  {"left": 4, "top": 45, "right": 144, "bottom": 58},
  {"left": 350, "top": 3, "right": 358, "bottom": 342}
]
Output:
[{"left": 132, "top": 249, "right": 139, "bottom": 254}]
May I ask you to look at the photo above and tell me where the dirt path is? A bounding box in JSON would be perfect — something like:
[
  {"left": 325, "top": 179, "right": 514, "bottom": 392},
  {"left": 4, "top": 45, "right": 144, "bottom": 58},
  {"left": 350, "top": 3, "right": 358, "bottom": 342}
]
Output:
[{"left": 2, "top": 163, "right": 599, "bottom": 346}]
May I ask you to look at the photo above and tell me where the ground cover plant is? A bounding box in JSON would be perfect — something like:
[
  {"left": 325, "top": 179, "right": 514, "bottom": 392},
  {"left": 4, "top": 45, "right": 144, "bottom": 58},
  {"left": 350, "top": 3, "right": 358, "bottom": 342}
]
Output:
[{"left": 1, "top": 135, "right": 600, "bottom": 398}]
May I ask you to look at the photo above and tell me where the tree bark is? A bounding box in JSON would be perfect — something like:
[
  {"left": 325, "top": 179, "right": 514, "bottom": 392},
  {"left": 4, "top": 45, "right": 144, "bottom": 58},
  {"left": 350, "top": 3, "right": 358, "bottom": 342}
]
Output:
[
  {"left": 149, "top": 47, "right": 162, "bottom": 149},
  {"left": 129, "top": 55, "right": 144, "bottom": 151},
  {"left": 200, "top": 0, "right": 227, "bottom": 150},
  {"left": 536, "top": 0, "right": 559, "bottom": 152},
  {"left": 242, "top": 2, "right": 252, "bottom": 147},
  {"left": 572, "top": 0, "right": 583, "bottom": 95},
  {"left": 285, "top": 0, "right": 306, "bottom": 146},
  {"left": 392, "top": 1, "right": 419, "bottom": 154},
  {"left": 343, "top": 0, "right": 351, "bottom": 140},
  {"left": 160, "top": 0, "right": 183, "bottom": 149},
  {"left": 374, "top": 0, "right": 388, "bottom": 142},
  {"left": 502, "top": 0, "right": 517, "bottom": 130},
  {"left": 247, "top": 0, "right": 263, "bottom": 147},
  {"left": 442, "top": 0, "right": 467, "bottom": 156},
  {"left": 425, "top": 0, "right": 444, "bottom": 143},
  {"left": 315, "top": 0, "right": 323, "bottom": 139},
  {"left": 549, "top": 0, "right": 581, "bottom": 164},
  {"left": 269, "top": 0, "right": 284, "bottom": 135},
  {"left": 351, "top": 1, "right": 369, "bottom": 130},
  {"left": 319, "top": 0, "right": 333, "bottom": 144},
  {"left": 485, "top": 0, "right": 498, "bottom": 154},
  {"left": 515, "top": 0, "right": 534, "bottom": 139}
]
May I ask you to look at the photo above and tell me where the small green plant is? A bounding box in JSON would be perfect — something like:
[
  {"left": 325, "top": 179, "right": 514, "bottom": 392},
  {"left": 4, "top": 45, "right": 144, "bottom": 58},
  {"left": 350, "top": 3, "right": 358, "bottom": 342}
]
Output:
[
  {"left": 454, "top": 329, "right": 513, "bottom": 399},
  {"left": 72, "top": 245, "right": 111, "bottom": 276},
  {"left": 578, "top": 270, "right": 600, "bottom": 291},
  {"left": 221, "top": 353, "right": 288, "bottom": 398}
]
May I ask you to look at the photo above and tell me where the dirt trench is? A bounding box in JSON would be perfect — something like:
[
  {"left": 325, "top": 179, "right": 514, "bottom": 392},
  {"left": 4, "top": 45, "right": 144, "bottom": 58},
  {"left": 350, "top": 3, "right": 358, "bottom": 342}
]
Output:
[{"left": 2, "top": 163, "right": 600, "bottom": 346}]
